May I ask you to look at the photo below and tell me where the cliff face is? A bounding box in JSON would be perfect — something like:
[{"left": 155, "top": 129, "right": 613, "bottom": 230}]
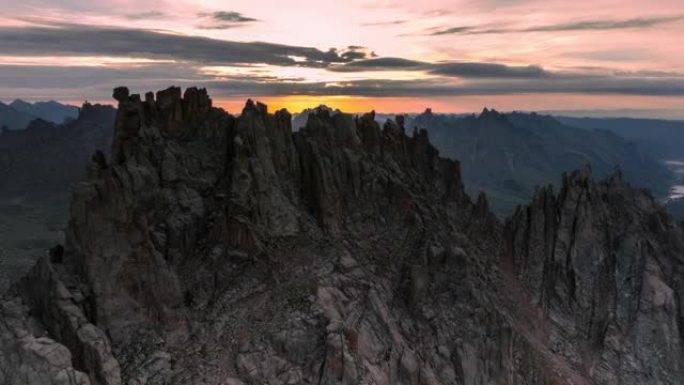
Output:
[
  {"left": 506, "top": 170, "right": 684, "bottom": 384},
  {"left": 1, "top": 87, "right": 682, "bottom": 385}
]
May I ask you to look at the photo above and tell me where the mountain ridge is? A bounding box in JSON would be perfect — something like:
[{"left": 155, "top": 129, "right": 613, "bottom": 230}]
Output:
[
  {"left": 556, "top": 116, "right": 684, "bottom": 160},
  {"left": 9, "top": 99, "right": 79, "bottom": 125},
  {"left": 0, "top": 101, "right": 36, "bottom": 131},
  {"left": 0, "top": 86, "right": 682, "bottom": 385},
  {"left": 408, "top": 108, "right": 672, "bottom": 214},
  {"left": 0, "top": 99, "right": 79, "bottom": 130}
]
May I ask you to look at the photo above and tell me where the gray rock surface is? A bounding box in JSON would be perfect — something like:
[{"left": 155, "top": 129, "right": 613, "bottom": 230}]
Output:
[
  {"left": 1, "top": 86, "right": 683, "bottom": 385},
  {"left": 506, "top": 169, "right": 684, "bottom": 385}
]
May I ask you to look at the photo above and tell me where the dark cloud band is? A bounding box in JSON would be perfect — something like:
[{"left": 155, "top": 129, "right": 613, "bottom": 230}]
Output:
[
  {"left": 0, "top": 22, "right": 682, "bottom": 102},
  {"left": 205, "top": 11, "right": 258, "bottom": 23},
  {"left": 0, "top": 24, "right": 344, "bottom": 67},
  {"left": 431, "top": 15, "right": 684, "bottom": 35},
  {"left": 125, "top": 11, "right": 165, "bottom": 20},
  {"left": 1, "top": 64, "right": 683, "bottom": 99},
  {"left": 329, "top": 58, "right": 551, "bottom": 79}
]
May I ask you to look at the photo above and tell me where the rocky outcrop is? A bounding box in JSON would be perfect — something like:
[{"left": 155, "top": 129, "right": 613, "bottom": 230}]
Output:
[
  {"left": 1, "top": 86, "right": 683, "bottom": 385},
  {"left": 0, "top": 297, "right": 91, "bottom": 385},
  {"left": 506, "top": 169, "right": 684, "bottom": 385}
]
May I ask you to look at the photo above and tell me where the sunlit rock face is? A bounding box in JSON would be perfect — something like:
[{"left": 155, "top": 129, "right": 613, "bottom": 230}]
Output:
[{"left": 1, "top": 86, "right": 683, "bottom": 385}]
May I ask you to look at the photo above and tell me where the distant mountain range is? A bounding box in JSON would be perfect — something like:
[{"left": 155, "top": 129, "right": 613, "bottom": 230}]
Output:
[
  {"left": 399, "top": 108, "right": 673, "bottom": 215},
  {"left": 0, "top": 102, "right": 116, "bottom": 199},
  {"left": 0, "top": 102, "right": 36, "bottom": 130},
  {"left": 556, "top": 116, "right": 684, "bottom": 160},
  {"left": 0, "top": 99, "right": 79, "bottom": 130}
]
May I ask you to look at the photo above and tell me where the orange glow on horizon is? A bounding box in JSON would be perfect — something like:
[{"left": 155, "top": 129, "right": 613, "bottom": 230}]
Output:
[
  {"left": 214, "top": 95, "right": 417, "bottom": 115},
  {"left": 212, "top": 93, "right": 684, "bottom": 118},
  {"left": 56, "top": 93, "right": 684, "bottom": 120}
]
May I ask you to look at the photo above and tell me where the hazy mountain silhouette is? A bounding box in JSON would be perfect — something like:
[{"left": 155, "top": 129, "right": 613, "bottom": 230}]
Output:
[
  {"left": 0, "top": 101, "right": 36, "bottom": 130},
  {"left": 556, "top": 116, "right": 684, "bottom": 160},
  {"left": 9, "top": 99, "right": 79, "bottom": 125},
  {"left": 410, "top": 108, "right": 672, "bottom": 214},
  {"left": 0, "top": 99, "right": 79, "bottom": 131}
]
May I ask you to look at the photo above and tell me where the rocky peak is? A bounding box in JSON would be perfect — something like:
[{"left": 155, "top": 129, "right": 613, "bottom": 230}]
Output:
[
  {"left": 111, "top": 86, "right": 219, "bottom": 164},
  {"left": 310, "top": 104, "right": 335, "bottom": 115},
  {"left": 478, "top": 107, "right": 506, "bottom": 122},
  {"left": 78, "top": 102, "right": 116, "bottom": 122},
  {"left": 9, "top": 98, "right": 32, "bottom": 111}
]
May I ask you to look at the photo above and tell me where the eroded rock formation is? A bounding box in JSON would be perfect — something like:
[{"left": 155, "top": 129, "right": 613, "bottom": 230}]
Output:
[
  {"left": 506, "top": 169, "right": 684, "bottom": 385},
  {"left": 1, "top": 87, "right": 683, "bottom": 385}
]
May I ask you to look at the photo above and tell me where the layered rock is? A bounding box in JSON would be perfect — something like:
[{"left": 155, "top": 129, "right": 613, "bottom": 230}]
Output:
[{"left": 1, "top": 86, "right": 683, "bottom": 385}]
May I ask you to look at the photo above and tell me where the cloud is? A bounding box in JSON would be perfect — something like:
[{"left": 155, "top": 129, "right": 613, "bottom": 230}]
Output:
[
  {"left": 328, "top": 58, "right": 427, "bottom": 71},
  {"left": 125, "top": 11, "right": 166, "bottom": 20},
  {"left": 205, "top": 11, "right": 258, "bottom": 23},
  {"left": 430, "top": 26, "right": 474, "bottom": 35},
  {"left": 3, "top": 23, "right": 559, "bottom": 81},
  {"left": 361, "top": 8, "right": 459, "bottom": 29},
  {"left": 430, "top": 63, "right": 550, "bottom": 78},
  {"left": 329, "top": 58, "right": 551, "bottom": 79},
  {"left": 361, "top": 20, "right": 407, "bottom": 26},
  {"left": 0, "top": 24, "right": 348, "bottom": 67},
  {"left": 0, "top": 63, "right": 206, "bottom": 89},
  {"left": 196, "top": 24, "right": 243, "bottom": 30},
  {"left": 430, "top": 15, "right": 684, "bottom": 35},
  {"left": 0, "top": 63, "right": 217, "bottom": 101},
  {"left": 526, "top": 15, "right": 684, "bottom": 32},
  {"left": 564, "top": 49, "right": 651, "bottom": 62},
  {"left": 0, "top": 21, "right": 682, "bottom": 102},
  {"left": 338, "top": 46, "right": 377, "bottom": 61},
  {"left": 196, "top": 10, "right": 259, "bottom": 29},
  {"left": 614, "top": 70, "right": 684, "bottom": 78},
  {"left": 2, "top": 63, "right": 683, "bottom": 101}
]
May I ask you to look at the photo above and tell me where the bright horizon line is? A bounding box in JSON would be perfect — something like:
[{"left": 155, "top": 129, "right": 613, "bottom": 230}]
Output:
[
  {"left": 11, "top": 92, "right": 681, "bottom": 120},
  {"left": 5, "top": 100, "right": 684, "bottom": 120}
]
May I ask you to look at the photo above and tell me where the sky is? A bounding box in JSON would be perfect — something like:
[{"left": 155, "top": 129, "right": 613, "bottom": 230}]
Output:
[{"left": 0, "top": 0, "right": 683, "bottom": 117}]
